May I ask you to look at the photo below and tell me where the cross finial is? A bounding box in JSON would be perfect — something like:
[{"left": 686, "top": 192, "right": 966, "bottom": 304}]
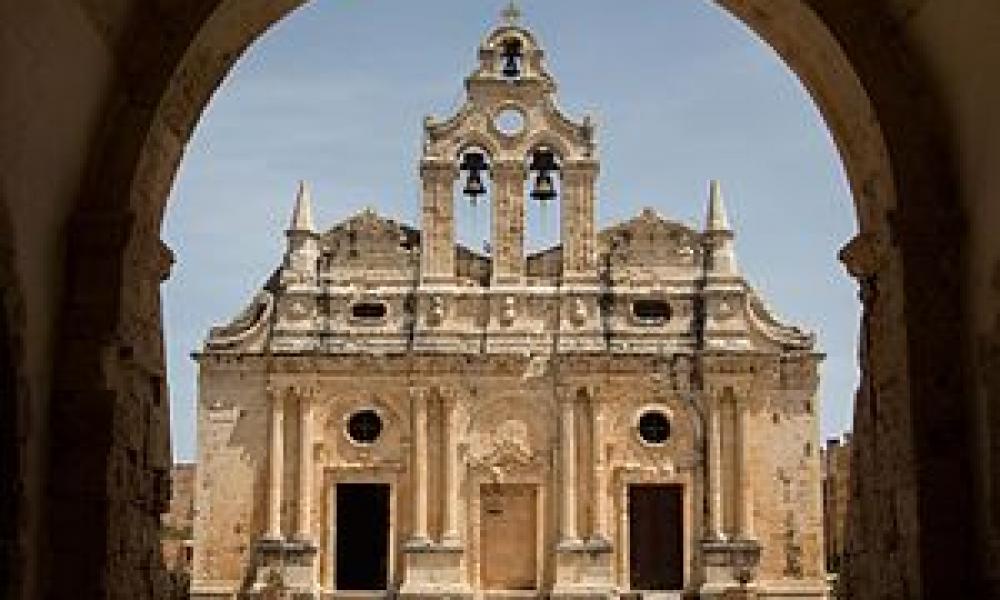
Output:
[{"left": 501, "top": 1, "right": 521, "bottom": 25}]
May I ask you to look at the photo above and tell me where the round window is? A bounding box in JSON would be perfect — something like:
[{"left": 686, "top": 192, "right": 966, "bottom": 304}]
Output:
[
  {"left": 494, "top": 108, "right": 525, "bottom": 136},
  {"left": 347, "top": 409, "right": 383, "bottom": 444},
  {"left": 637, "top": 410, "right": 671, "bottom": 445}
]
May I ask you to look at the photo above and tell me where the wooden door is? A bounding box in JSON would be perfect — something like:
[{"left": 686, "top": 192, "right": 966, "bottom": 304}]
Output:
[
  {"left": 629, "top": 484, "right": 684, "bottom": 591},
  {"left": 481, "top": 484, "right": 537, "bottom": 590}
]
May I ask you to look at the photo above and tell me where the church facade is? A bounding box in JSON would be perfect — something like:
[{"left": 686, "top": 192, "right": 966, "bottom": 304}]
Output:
[{"left": 191, "top": 9, "right": 826, "bottom": 599}]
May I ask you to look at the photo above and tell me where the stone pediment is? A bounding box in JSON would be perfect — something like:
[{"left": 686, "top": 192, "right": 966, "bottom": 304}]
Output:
[
  {"left": 319, "top": 209, "right": 420, "bottom": 273},
  {"left": 597, "top": 208, "right": 703, "bottom": 269}
]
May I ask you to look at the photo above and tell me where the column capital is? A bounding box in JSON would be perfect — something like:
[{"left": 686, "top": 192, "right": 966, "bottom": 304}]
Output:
[
  {"left": 438, "top": 387, "right": 461, "bottom": 409},
  {"left": 266, "top": 380, "right": 319, "bottom": 402},
  {"left": 838, "top": 230, "right": 889, "bottom": 280},
  {"left": 561, "top": 158, "right": 599, "bottom": 176},
  {"left": 408, "top": 385, "right": 430, "bottom": 401},
  {"left": 420, "top": 158, "right": 459, "bottom": 179},
  {"left": 491, "top": 159, "right": 527, "bottom": 177}
]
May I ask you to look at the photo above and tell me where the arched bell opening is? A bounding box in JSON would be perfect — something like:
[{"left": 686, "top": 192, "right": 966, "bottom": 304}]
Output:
[
  {"left": 498, "top": 36, "right": 525, "bottom": 81},
  {"left": 524, "top": 146, "right": 563, "bottom": 279},
  {"left": 454, "top": 146, "right": 495, "bottom": 283}
]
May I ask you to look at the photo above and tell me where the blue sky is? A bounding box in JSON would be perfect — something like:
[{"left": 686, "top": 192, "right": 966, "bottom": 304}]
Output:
[{"left": 163, "top": 0, "right": 859, "bottom": 461}]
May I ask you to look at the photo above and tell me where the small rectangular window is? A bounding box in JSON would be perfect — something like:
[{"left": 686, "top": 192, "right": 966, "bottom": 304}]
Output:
[
  {"left": 352, "top": 302, "right": 387, "bottom": 320},
  {"left": 632, "top": 299, "right": 671, "bottom": 322}
]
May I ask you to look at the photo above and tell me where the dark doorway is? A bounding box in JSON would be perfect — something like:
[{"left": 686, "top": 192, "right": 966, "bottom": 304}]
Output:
[
  {"left": 629, "top": 484, "right": 684, "bottom": 591},
  {"left": 336, "top": 483, "right": 390, "bottom": 590}
]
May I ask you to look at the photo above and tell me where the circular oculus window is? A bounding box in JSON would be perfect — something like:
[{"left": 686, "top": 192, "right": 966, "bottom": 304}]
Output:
[
  {"left": 637, "top": 410, "right": 671, "bottom": 445},
  {"left": 347, "top": 409, "right": 383, "bottom": 444},
  {"left": 494, "top": 108, "right": 525, "bottom": 136}
]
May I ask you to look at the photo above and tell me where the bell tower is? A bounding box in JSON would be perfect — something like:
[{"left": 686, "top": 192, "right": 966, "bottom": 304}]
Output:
[{"left": 419, "top": 4, "right": 599, "bottom": 286}]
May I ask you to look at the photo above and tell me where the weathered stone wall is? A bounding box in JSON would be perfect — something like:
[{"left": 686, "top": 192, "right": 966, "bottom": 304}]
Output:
[
  {"left": 822, "top": 433, "right": 851, "bottom": 575},
  {"left": 194, "top": 352, "right": 822, "bottom": 596},
  {"left": 193, "top": 362, "right": 269, "bottom": 586},
  {"left": 754, "top": 385, "right": 825, "bottom": 584},
  {"left": 162, "top": 463, "right": 196, "bottom": 573}
]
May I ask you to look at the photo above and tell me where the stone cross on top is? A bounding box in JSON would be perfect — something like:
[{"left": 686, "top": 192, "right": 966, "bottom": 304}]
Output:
[{"left": 501, "top": 1, "right": 521, "bottom": 25}]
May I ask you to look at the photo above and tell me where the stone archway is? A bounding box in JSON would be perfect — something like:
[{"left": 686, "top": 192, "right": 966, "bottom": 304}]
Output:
[{"left": 49, "top": 1, "right": 975, "bottom": 598}]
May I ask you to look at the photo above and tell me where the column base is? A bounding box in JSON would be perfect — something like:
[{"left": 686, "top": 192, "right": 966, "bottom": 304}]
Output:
[
  {"left": 249, "top": 538, "right": 319, "bottom": 598},
  {"left": 399, "top": 542, "right": 471, "bottom": 598},
  {"left": 551, "top": 539, "right": 615, "bottom": 598},
  {"left": 700, "top": 538, "right": 761, "bottom": 596}
]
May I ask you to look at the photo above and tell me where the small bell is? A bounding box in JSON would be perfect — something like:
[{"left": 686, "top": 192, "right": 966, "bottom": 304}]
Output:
[
  {"left": 501, "top": 38, "right": 523, "bottom": 78},
  {"left": 460, "top": 151, "right": 488, "bottom": 201},
  {"left": 529, "top": 149, "right": 558, "bottom": 173},
  {"left": 531, "top": 171, "right": 556, "bottom": 202},
  {"left": 529, "top": 149, "right": 559, "bottom": 202},
  {"left": 464, "top": 170, "right": 486, "bottom": 199}
]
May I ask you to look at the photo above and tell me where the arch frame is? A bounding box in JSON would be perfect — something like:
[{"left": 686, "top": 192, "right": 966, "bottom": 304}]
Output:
[{"left": 48, "top": 0, "right": 977, "bottom": 597}]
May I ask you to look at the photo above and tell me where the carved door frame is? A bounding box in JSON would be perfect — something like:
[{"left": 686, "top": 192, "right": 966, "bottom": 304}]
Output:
[
  {"left": 468, "top": 472, "right": 547, "bottom": 592},
  {"left": 614, "top": 468, "right": 694, "bottom": 593},
  {"left": 321, "top": 467, "right": 402, "bottom": 593}
]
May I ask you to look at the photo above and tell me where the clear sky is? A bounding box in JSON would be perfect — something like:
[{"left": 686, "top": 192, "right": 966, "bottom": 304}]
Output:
[{"left": 163, "top": 0, "right": 859, "bottom": 462}]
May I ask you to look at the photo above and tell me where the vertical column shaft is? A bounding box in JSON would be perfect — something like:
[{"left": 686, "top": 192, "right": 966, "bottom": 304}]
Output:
[
  {"left": 561, "top": 161, "right": 598, "bottom": 279},
  {"left": 441, "top": 394, "right": 460, "bottom": 544},
  {"left": 590, "top": 395, "right": 607, "bottom": 541},
  {"left": 736, "top": 400, "right": 755, "bottom": 539},
  {"left": 296, "top": 392, "right": 314, "bottom": 540},
  {"left": 491, "top": 161, "right": 526, "bottom": 285},
  {"left": 708, "top": 399, "right": 724, "bottom": 539},
  {"left": 411, "top": 388, "right": 430, "bottom": 543},
  {"left": 420, "top": 160, "right": 458, "bottom": 283},
  {"left": 267, "top": 390, "right": 284, "bottom": 540},
  {"left": 560, "top": 396, "right": 579, "bottom": 543}
]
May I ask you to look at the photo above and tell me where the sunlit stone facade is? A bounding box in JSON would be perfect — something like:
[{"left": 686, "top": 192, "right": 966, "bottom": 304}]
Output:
[{"left": 192, "top": 8, "right": 826, "bottom": 599}]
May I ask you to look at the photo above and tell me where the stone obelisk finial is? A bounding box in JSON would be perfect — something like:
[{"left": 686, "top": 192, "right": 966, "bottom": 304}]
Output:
[
  {"left": 289, "top": 180, "right": 315, "bottom": 233},
  {"left": 704, "top": 179, "right": 738, "bottom": 276},
  {"left": 705, "top": 179, "right": 732, "bottom": 233}
]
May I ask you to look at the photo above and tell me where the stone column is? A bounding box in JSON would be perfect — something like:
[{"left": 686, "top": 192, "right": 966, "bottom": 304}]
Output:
[
  {"left": 419, "top": 160, "right": 458, "bottom": 284},
  {"left": 736, "top": 399, "right": 755, "bottom": 539},
  {"left": 590, "top": 395, "right": 607, "bottom": 541},
  {"left": 560, "top": 160, "right": 599, "bottom": 280},
  {"left": 296, "top": 391, "right": 314, "bottom": 541},
  {"left": 441, "top": 393, "right": 460, "bottom": 545},
  {"left": 267, "top": 389, "right": 284, "bottom": 540},
  {"left": 708, "top": 397, "right": 724, "bottom": 539},
  {"left": 491, "top": 160, "right": 526, "bottom": 286},
  {"left": 560, "top": 394, "right": 579, "bottom": 544},
  {"left": 410, "top": 388, "right": 430, "bottom": 544}
]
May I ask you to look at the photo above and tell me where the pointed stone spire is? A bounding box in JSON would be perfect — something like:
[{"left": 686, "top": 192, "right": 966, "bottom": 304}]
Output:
[
  {"left": 705, "top": 179, "right": 731, "bottom": 233},
  {"left": 282, "top": 180, "right": 319, "bottom": 288},
  {"left": 703, "top": 179, "right": 738, "bottom": 276},
  {"left": 289, "top": 180, "right": 315, "bottom": 233}
]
